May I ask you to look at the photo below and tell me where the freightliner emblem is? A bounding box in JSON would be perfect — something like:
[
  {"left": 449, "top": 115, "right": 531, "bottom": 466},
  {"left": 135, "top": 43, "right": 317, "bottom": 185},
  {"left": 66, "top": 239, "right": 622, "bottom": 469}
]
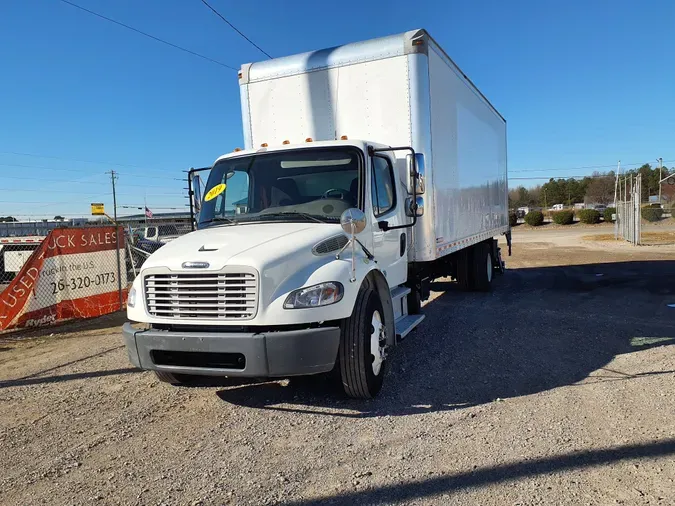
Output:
[{"left": 182, "top": 261, "right": 210, "bottom": 269}]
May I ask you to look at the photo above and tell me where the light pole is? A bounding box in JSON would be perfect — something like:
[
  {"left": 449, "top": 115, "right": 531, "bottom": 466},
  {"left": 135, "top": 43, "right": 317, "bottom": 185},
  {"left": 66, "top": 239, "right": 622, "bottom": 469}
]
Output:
[{"left": 658, "top": 157, "right": 663, "bottom": 205}]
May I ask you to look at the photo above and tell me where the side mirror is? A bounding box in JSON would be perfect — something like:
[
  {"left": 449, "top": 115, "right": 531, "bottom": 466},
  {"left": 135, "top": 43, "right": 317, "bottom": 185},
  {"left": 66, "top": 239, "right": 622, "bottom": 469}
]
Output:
[
  {"left": 406, "top": 153, "right": 426, "bottom": 195},
  {"left": 340, "top": 208, "right": 367, "bottom": 235},
  {"left": 190, "top": 173, "right": 203, "bottom": 212},
  {"left": 405, "top": 196, "right": 425, "bottom": 217}
]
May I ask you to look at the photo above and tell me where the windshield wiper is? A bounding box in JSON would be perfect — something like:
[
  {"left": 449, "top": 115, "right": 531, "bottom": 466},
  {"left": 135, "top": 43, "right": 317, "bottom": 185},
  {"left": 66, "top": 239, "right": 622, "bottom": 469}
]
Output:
[
  {"left": 199, "top": 217, "right": 235, "bottom": 227},
  {"left": 253, "top": 212, "right": 333, "bottom": 224}
]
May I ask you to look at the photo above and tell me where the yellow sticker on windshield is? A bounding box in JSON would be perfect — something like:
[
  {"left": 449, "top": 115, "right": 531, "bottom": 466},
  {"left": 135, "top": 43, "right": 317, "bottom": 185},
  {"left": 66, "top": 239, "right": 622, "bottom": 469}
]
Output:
[{"left": 204, "top": 183, "right": 226, "bottom": 202}]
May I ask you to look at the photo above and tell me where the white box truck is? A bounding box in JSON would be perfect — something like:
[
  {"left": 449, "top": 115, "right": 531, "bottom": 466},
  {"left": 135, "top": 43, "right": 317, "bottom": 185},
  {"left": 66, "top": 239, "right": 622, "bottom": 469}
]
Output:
[{"left": 124, "top": 29, "right": 510, "bottom": 398}]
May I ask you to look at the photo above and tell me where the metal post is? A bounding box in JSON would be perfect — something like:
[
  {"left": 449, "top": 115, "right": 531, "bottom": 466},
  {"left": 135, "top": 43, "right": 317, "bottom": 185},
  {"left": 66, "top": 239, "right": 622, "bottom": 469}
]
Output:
[
  {"left": 187, "top": 168, "right": 196, "bottom": 231},
  {"left": 658, "top": 157, "right": 663, "bottom": 206},
  {"left": 613, "top": 160, "right": 620, "bottom": 208},
  {"left": 637, "top": 175, "right": 642, "bottom": 245},
  {"left": 108, "top": 170, "right": 123, "bottom": 311}
]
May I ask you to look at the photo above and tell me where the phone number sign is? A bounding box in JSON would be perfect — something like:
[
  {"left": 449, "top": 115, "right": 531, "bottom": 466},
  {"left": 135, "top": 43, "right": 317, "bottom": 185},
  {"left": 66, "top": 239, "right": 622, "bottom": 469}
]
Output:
[{"left": 0, "top": 227, "right": 127, "bottom": 331}]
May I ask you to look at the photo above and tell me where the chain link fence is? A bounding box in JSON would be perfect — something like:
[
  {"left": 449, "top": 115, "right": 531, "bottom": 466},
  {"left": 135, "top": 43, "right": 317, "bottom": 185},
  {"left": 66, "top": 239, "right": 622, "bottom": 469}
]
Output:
[
  {"left": 1, "top": 221, "right": 191, "bottom": 332},
  {"left": 615, "top": 174, "right": 642, "bottom": 245}
]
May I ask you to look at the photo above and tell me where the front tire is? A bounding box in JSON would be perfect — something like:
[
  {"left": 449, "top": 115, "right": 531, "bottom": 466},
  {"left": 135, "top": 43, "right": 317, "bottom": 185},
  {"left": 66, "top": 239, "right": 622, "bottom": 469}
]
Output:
[
  {"left": 154, "top": 371, "right": 192, "bottom": 385},
  {"left": 339, "top": 287, "right": 387, "bottom": 399}
]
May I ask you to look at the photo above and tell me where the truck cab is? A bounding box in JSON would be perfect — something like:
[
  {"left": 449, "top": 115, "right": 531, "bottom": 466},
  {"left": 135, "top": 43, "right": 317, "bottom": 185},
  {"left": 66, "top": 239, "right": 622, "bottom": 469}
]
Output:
[
  {"left": 142, "top": 224, "right": 180, "bottom": 243},
  {"left": 125, "top": 139, "right": 424, "bottom": 398}
]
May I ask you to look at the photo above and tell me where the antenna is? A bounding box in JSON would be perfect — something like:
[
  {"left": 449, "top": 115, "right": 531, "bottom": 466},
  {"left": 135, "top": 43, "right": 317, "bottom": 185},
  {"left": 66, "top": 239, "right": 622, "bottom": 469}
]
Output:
[{"left": 334, "top": 67, "right": 340, "bottom": 140}]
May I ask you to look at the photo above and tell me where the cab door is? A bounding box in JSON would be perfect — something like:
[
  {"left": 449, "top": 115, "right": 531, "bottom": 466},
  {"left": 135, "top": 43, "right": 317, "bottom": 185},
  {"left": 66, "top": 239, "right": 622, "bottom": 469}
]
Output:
[{"left": 370, "top": 154, "right": 408, "bottom": 287}]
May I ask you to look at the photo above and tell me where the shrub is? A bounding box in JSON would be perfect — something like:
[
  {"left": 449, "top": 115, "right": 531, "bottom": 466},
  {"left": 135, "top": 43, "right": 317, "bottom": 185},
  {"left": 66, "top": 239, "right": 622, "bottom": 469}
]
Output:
[
  {"left": 551, "top": 210, "right": 574, "bottom": 225},
  {"left": 641, "top": 207, "right": 663, "bottom": 222},
  {"left": 603, "top": 207, "right": 616, "bottom": 222},
  {"left": 524, "top": 210, "right": 544, "bottom": 226},
  {"left": 508, "top": 211, "right": 518, "bottom": 227},
  {"left": 577, "top": 209, "right": 600, "bottom": 224}
]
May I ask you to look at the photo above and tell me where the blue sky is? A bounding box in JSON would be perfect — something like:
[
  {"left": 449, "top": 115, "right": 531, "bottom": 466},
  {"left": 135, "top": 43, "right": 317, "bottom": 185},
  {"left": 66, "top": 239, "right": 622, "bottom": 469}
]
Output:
[{"left": 1, "top": 0, "right": 673, "bottom": 219}]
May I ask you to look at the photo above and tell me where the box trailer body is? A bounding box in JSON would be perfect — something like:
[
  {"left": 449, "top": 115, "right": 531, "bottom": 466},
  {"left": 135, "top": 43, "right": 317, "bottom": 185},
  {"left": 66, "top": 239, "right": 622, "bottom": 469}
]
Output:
[
  {"left": 124, "top": 29, "right": 510, "bottom": 399},
  {"left": 0, "top": 237, "right": 45, "bottom": 282},
  {"left": 239, "top": 28, "right": 509, "bottom": 262}
]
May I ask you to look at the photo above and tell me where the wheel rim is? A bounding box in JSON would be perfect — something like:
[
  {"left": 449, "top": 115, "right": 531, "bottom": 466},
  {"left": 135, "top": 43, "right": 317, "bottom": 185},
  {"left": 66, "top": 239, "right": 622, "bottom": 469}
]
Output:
[
  {"left": 486, "top": 252, "right": 493, "bottom": 282},
  {"left": 370, "top": 310, "right": 385, "bottom": 375}
]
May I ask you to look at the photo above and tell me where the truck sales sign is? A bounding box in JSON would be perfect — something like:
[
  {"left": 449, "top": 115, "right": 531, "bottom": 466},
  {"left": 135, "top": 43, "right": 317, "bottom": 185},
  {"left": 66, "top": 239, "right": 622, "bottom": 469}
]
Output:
[{"left": 0, "top": 227, "right": 127, "bottom": 331}]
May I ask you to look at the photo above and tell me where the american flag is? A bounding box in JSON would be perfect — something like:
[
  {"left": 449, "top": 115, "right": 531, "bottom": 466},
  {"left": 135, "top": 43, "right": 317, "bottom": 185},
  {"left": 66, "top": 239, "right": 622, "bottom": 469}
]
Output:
[{"left": 144, "top": 206, "right": 153, "bottom": 219}]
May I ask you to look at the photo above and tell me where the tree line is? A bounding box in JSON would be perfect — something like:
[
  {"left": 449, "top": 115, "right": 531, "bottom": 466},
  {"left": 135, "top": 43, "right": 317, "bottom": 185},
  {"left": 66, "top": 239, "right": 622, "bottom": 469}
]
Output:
[{"left": 509, "top": 164, "right": 672, "bottom": 209}]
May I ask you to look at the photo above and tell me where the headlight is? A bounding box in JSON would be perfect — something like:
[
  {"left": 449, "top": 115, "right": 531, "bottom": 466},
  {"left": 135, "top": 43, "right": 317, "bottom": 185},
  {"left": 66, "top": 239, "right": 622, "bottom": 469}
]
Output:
[
  {"left": 283, "top": 282, "right": 344, "bottom": 309},
  {"left": 127, "top": 286, "right": 137, "bottom": 308}
]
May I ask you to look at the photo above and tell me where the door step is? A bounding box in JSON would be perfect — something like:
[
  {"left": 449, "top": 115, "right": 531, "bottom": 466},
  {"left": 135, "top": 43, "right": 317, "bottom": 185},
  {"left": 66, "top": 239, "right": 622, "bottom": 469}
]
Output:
[
  {"left": 391, "top": 285, "right": 411, "bottom": 321},
  {"left": 395, "top": 314, "right": 425, "bottom": 342}
]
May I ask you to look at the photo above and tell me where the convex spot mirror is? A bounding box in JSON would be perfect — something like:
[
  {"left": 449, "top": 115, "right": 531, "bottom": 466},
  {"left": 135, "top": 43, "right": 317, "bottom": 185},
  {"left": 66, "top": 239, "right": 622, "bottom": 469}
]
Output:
[{"left": 340, "top": 208, "right": 366, "bottom": 235}]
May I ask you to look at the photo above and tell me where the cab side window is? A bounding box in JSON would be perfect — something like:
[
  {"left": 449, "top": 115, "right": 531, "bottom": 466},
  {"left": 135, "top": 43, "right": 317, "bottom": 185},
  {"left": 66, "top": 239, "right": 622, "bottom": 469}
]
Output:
[{"left": 371, "top": 156, "right": 396, "bottom": 217}]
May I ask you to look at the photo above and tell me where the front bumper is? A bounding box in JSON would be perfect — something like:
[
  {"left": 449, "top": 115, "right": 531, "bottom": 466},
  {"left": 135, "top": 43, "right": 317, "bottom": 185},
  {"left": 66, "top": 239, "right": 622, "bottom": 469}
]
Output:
[{"left": 122, "top": 322, "right": 340, "bottom": 378}]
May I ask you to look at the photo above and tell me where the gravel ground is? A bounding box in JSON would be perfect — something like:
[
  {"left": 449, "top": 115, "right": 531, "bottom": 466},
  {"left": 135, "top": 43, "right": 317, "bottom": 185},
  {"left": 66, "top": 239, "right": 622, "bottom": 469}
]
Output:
[{"left": 1, "top": 229, "right": 674, "bottom": 506}]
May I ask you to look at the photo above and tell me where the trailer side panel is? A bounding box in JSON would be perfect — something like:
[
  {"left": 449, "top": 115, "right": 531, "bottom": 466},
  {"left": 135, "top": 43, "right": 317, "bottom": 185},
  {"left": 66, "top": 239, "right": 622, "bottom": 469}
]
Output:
[{"left": 426, "top": 42, "right": 508, "bottom": 260}]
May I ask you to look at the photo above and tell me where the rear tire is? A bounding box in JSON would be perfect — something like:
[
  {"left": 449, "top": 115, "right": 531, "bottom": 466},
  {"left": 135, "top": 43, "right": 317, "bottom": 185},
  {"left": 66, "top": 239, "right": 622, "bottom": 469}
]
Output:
[
  {"left": 472, "top": 242, "right": 494, "bottom": 292},
  {"left": 154, "top": 371, "right": 191, "bottom": 385},
  {"left": 339, "top": 287, "right": 387, "bottom": 399},
  {"left": 407, "top": 287, "right": 422, "bottom": 315},
  {"left": 456, "top": 248, "right": 474, "bottom": 291}
]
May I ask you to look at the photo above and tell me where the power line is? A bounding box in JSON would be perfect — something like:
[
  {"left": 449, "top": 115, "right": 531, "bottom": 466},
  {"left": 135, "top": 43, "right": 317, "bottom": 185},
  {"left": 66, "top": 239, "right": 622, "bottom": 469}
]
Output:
[
  {"left": 0, "top": 149, "right": 150, "bottom": 169},
  {"left": 509, "top": 176, "right": 608, "bottom": 180},
  {"left": 0, "top": 174, "right": 181, "bottom": 191},
  {"left": 119, "top": 205, "right": 187, "bottom": 210},
  {"left": 0, "top": 152, "right": 196, "bottom": 180},
  {"left": 199, "top": 0, "right": 271, "bottom": 59},
  {"left": 58, "top": 0, "right": 238, "bottom": 70},
  {"left": 510, "top": 159, "right": 675, "bottom": 174},
  {"left": 0, "top": 161, "right": 180, "bottom": 181}
]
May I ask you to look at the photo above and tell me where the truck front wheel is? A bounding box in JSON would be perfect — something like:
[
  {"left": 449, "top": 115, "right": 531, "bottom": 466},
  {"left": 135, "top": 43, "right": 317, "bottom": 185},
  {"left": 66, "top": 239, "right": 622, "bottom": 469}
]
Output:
[
  {"left": 153, "top": 371, "right": 192, "bottom": 385},
  {"left": 339, "top": 287, "right": 387, "bottom": 399}
]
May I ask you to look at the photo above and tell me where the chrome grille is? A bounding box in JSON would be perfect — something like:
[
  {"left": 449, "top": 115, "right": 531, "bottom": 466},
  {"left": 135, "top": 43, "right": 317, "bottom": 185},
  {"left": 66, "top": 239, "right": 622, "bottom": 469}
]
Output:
[{"left": 144, "top": 272, "right": 257, "bottom": 320}]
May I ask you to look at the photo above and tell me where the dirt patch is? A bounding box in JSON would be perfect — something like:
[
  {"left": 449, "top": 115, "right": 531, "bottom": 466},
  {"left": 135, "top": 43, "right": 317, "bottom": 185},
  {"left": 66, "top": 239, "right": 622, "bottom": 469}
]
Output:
[
  {"left": 583, "top": 231, "right": 675, "bottom": 245},
  {"left": 516, "top": 221, "right": 614, "bottom": 231}
]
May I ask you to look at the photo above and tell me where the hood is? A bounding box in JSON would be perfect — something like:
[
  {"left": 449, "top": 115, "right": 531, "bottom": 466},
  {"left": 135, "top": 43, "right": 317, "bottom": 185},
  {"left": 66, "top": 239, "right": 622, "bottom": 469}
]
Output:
[{"left": 141, "top": 222, "right": 343, "bottom": 272}]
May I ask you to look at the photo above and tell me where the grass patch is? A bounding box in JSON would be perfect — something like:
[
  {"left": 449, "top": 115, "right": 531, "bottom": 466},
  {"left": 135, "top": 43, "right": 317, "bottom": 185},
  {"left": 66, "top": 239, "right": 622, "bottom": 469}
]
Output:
[{"left": 630, "top": 337, "right": 675, "bottom": 347}]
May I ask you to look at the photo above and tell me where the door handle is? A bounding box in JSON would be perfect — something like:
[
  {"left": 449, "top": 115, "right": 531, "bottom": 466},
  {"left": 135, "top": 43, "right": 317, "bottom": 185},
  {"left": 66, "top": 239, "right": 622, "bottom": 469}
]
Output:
[{"left": 400, "top": 233, "right": 406, "bottom": 257}]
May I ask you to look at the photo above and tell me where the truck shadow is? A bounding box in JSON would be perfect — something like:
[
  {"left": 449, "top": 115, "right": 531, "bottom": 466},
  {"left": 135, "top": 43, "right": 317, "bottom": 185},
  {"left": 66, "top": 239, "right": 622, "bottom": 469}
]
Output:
[{"left": 216, "top": 260, "right": 675, "bottom": 418}]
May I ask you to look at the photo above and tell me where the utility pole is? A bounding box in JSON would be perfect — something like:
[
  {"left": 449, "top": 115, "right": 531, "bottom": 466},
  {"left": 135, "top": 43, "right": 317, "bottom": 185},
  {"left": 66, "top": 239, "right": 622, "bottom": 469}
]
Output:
[
  {"left": 657, "top": 157, "right": 663, "bottom": 205},
  {"left": 107, "top": 170, "right": 123, "bottom": 311}
]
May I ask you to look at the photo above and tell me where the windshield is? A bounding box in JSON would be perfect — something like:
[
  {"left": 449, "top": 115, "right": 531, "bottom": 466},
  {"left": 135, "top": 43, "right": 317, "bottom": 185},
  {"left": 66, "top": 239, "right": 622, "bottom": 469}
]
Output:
[{"left": 198, "top": 147, "right": 362, "bottom": 227}]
